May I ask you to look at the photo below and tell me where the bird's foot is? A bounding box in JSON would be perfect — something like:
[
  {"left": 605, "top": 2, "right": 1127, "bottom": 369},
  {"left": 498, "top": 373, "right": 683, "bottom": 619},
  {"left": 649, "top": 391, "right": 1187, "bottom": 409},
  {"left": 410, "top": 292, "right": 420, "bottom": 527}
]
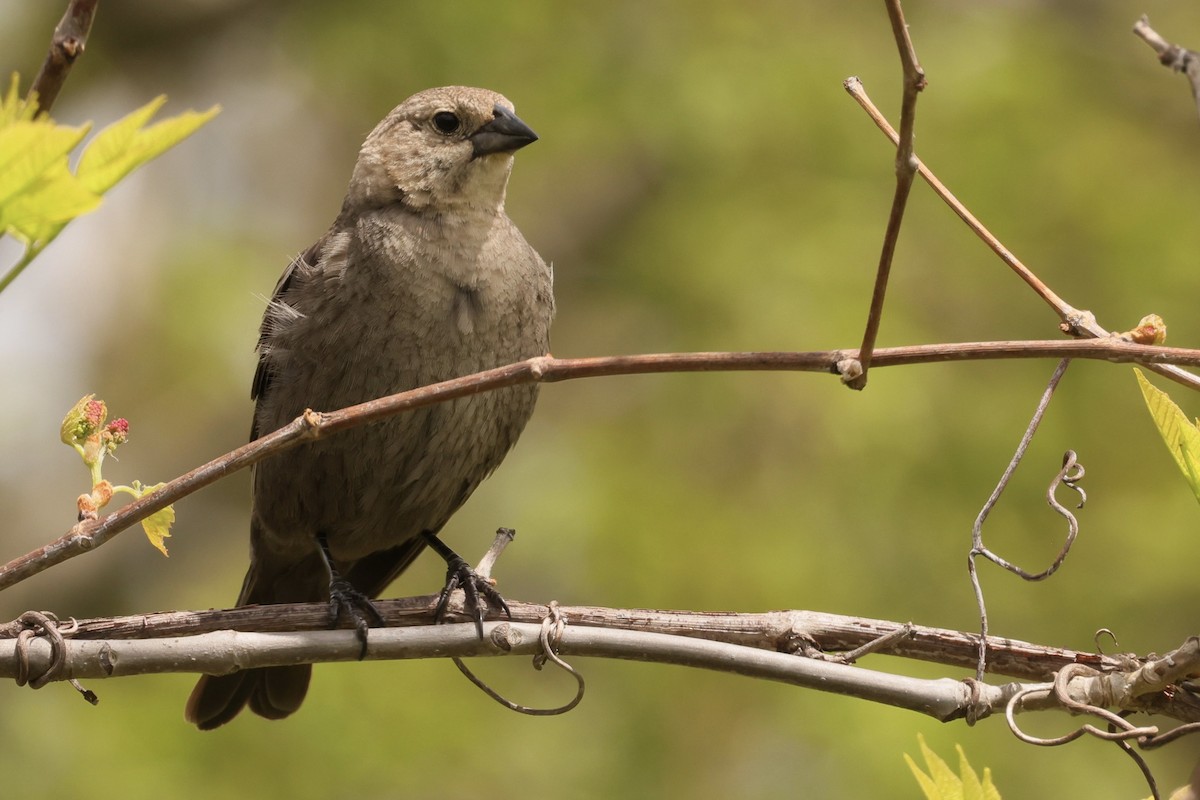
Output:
[
  {"left": 423, "top": 531, "right": 511, "bottom": 638},
  {"left": 328, "top": 577, "right": 385, "bottom": 660}
]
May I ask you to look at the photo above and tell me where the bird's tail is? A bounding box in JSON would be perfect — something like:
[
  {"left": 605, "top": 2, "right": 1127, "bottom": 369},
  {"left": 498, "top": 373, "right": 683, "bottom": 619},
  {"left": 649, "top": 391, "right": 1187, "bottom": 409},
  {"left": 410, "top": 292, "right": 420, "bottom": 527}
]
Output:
[{"left": 185, "top": 530, "right": 324, "bottom": 730}]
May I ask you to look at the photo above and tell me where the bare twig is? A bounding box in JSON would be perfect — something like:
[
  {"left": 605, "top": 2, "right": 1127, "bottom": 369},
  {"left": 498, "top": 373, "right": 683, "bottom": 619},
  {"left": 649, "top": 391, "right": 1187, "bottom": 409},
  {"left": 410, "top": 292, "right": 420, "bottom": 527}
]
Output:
[
  {"left": 833, "top": 622, "right": 915, "bottom": 665},
  {"left": 844, "top": 77, "right": 1077, "bottom": 321},
  {"left": 846, "top": 0, "right": 927, "bottom": 390},
  {"left": 3, "top": 338, "right": 1199, "bottom": 594},
  {"left": 1133, "top": 15, "right": 1200, "bottom": 121},
  {"left": 843, "top": 77, "right": 1200, "bottom": 392},
  {"left": 472, "top": 527, "right": 516, "bottom": 581},
  {"left": 26, "top": 0, "right": 99, "bottom": 117}
]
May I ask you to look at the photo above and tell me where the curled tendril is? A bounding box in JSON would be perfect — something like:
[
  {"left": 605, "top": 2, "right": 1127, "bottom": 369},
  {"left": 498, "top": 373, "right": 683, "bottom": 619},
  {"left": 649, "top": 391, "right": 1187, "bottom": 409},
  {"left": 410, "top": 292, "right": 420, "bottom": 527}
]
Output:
[
  {"left": 10, "top": 610, "right": 96, "bottom": 704},
  {"left": 451, "top": 602, "right": 585, "bottom": 716},
  {"left": 1094, "top": 628, "right": 1119, "bottom": 654}
]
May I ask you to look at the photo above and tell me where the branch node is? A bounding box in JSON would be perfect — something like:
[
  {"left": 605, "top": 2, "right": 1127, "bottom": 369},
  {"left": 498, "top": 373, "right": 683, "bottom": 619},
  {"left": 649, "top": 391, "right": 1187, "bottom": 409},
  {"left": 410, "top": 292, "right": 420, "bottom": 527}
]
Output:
[
  {"left": 837, "top": 358, "right": 864, "bottom": 385},
  {"left": 27, "top": 0, "right": 100, "bottom": 116},
  {"left": 488, "top": 622, "right": 518, "bottom": 652},
  {"left": 1061, "top": 308, "right": 1100, "bottom": 338},
  {"left": 300, "top": 408, "right": 322, "bottom": 435},
  {"left": 778, "top": 628, "right": 823, "bottom": 658},
  {"left": 528, "top": 355, "right": 551, "bottom": 379},
  {"left": 835, "top": 622, "right": 915, "bottom": 664}
]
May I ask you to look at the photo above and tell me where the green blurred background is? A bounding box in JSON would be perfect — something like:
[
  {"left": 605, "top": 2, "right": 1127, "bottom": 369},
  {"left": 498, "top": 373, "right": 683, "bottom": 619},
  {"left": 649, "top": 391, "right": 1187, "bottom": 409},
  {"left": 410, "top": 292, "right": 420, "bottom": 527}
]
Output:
[{"left": 3, "top": 1, "right": 1200, "bottom": 797}]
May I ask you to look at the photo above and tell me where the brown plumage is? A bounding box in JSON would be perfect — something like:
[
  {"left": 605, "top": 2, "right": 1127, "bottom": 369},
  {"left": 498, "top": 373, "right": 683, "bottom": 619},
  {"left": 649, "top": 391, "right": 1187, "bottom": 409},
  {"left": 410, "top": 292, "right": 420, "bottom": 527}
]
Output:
[{"left": 186, "top": 87, "right": 553, "bottom": 729}]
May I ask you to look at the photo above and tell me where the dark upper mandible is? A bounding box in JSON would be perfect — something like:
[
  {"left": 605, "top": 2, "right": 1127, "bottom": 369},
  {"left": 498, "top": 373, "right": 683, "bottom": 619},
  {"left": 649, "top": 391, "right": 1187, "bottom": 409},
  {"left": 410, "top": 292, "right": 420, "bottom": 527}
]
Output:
[{"left": 471, "top": 105, "right": 538, "bottom": 159}]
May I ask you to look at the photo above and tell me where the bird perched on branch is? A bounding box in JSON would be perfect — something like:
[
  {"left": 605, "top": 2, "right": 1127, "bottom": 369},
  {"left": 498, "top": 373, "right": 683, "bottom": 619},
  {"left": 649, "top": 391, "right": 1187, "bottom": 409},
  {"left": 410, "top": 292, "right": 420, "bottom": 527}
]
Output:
[{"left": 186, "top": 86, "right": 554, "bottom": 729}]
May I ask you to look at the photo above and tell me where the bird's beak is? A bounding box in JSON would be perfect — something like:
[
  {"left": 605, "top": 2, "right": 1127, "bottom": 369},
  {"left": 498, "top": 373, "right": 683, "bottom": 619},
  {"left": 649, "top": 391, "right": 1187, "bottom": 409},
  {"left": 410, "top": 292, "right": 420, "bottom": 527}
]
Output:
[{"left": 471, "top": 105, "right": 538, "bottom": 159}]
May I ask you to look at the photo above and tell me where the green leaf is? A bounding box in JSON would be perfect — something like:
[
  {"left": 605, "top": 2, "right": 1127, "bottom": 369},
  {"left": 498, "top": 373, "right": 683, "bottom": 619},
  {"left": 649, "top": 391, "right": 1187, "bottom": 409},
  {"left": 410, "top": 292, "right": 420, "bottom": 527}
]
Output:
[
  {"left": 0, "top": 76, "right": 219, "bottom": 295},
  {"left": 0, "top": 157, "right": 101, "bottom": 243},
  {"left": 905, "top": 735, "right": 1002, "bottom": 800},
  {"left": 0, "top": 73, "right": 38, "bottom": 127},
  {"left": 136, "top": 482, "right": 175, "bottom": 557},
  {"left": 0, "top": 120, "right": 92, "bottom": 207},
  {"left": 1134, "top": 369, "right": 1200, "bottom": 504},
  {"left": 60, "top": 394, "right": 97, "bottom": 448},
  {"left": 905, "top": 753, "right": 942, "bottom": 800},
  {"left": 76, "top": 97, "right": 220, "bottom": 195},
  {"left": 957, "top": 744, "right": 1001, "bottom": 800},
  {"left": 0, "top": 100, "right": 99, "bottom": 248},
  {"left": 958, "top": 744, "right": 984, "bottom": 800}
]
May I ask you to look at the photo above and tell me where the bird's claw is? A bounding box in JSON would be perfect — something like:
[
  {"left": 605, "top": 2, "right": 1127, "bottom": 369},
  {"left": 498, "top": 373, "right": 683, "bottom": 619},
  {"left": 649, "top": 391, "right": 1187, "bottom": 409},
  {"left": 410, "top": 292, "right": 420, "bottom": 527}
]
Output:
[
  {"left": 433, "top": 554, "right": 511, "bottom": 638},
  {"left": 329, "top": 577, "right": 385, "bottom": 659}
]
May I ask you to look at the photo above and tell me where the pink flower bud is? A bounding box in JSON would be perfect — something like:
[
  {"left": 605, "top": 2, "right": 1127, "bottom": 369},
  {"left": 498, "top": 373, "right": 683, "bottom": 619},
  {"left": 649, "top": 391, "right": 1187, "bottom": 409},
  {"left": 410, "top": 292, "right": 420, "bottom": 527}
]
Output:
[
  {"left": 106, "top": 418, "right": 130, "bottom": 444},
  {"left": 84, "top": 399, "right": 106, "bottom": 428}
]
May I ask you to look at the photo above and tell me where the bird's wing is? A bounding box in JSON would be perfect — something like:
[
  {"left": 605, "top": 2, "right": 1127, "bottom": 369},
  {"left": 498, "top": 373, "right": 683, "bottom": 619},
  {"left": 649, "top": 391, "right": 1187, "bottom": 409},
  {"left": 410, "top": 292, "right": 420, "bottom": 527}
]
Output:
[{"left": 249, "top": 238, "right": 326, "bottom": 440}]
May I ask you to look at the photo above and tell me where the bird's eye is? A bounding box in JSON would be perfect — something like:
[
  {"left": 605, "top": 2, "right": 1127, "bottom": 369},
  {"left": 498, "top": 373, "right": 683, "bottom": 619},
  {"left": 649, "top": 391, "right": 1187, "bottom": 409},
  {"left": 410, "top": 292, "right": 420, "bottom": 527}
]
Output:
[{"left": 432, "top": 111, "right": 461, "bottom": 135}]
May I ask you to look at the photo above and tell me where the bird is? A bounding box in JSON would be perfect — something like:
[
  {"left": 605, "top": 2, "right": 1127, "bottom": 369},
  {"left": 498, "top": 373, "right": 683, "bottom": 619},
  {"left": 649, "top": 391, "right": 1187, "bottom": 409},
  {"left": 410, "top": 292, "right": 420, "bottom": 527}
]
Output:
[{"left": 185, "top": 86, "right": 554, "bottom": 729}]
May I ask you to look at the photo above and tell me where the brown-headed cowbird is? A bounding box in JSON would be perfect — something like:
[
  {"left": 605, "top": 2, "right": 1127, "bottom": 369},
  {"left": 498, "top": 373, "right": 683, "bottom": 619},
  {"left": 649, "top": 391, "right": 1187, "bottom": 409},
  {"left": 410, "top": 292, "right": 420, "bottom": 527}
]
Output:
[{"left": 186, "top": 86, "right": 553, "bottom": 729}]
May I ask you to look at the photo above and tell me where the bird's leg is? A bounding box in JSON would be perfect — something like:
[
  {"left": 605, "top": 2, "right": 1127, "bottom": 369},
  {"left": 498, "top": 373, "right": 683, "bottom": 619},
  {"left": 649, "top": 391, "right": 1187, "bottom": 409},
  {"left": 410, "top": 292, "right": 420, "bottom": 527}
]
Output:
[
  {"left": 316, "top": 532, "right": 384, "bottom": 659},
  {"left": 422, "top": 530, "right": 511, "bottom": 639}
]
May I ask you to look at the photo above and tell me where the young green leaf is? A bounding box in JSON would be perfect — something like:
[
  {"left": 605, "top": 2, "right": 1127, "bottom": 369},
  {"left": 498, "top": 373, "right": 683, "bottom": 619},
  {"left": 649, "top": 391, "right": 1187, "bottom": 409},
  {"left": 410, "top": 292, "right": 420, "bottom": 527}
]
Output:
[
  {"left": 1134, "top": 369, "right": 1200, "bottom": 504},
  {"left": 0, "top": 74, "right": 39, "bottom": 127},
  {"left": 905, "top": 735, "right": 1001, "bottom": 800},
  {"left": 0, "top": 157, "right": 101, "bottom": 243},
  {"left": 76, "top": 96, "right": 220, "bottom": 195},
  {"left": 956, "top": 744, "right": 999, "bottom": 800},
  {"left": 0, "top": 73, "right": 219, "bottom": 295},
  {"left": 0, "top": 121, "right": 92, "bottom": 207},
  {"left": 60, "top": 393, "right": 98, "bottom": 449},
  {"left": 906, "top": 754, "right": 941, "bottom": 800},
  {"left": 137, "top": 483, "right": 175, "bottom": 557}
]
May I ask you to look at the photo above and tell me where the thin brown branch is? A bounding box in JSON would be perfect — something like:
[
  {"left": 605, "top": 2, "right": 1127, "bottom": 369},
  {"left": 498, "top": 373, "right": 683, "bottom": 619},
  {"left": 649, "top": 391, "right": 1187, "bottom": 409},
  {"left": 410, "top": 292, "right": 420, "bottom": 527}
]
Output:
[
  {"left": 1, "top": 338, "right": 1197, "bottom": 594},
  {"left": 843, "top": 77, "right": 1200, "bottom": 392},
  {"left": 845, "top": 76, "right": 1079, "bottom": 320},
  {"left": 26, "top": 0, "right": 99, "bottom": 117},
  {"left": 848, "top": 0, "right": 928, "bottom": 390},
  {"left": 1133, "top": 15, "right": 1200, "bottom": 120}
]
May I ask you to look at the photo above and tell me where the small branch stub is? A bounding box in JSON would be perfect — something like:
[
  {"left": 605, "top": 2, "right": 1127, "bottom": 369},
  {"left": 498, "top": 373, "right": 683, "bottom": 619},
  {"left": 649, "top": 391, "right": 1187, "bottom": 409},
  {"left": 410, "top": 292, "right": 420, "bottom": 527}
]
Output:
[
  {"left": 1133, "top": 15, "right": 1200, "bottom": 118},
  {"left": 27, "top": 0, "right": 99, "bottom": 116}
]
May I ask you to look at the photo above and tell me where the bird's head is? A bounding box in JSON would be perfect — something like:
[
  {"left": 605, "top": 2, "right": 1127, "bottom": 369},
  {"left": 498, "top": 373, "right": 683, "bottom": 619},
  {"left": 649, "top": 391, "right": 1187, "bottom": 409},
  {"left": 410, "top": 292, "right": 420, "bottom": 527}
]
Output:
[{"left": 347, "top": 86, "right": 538, "bottom": 214}]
